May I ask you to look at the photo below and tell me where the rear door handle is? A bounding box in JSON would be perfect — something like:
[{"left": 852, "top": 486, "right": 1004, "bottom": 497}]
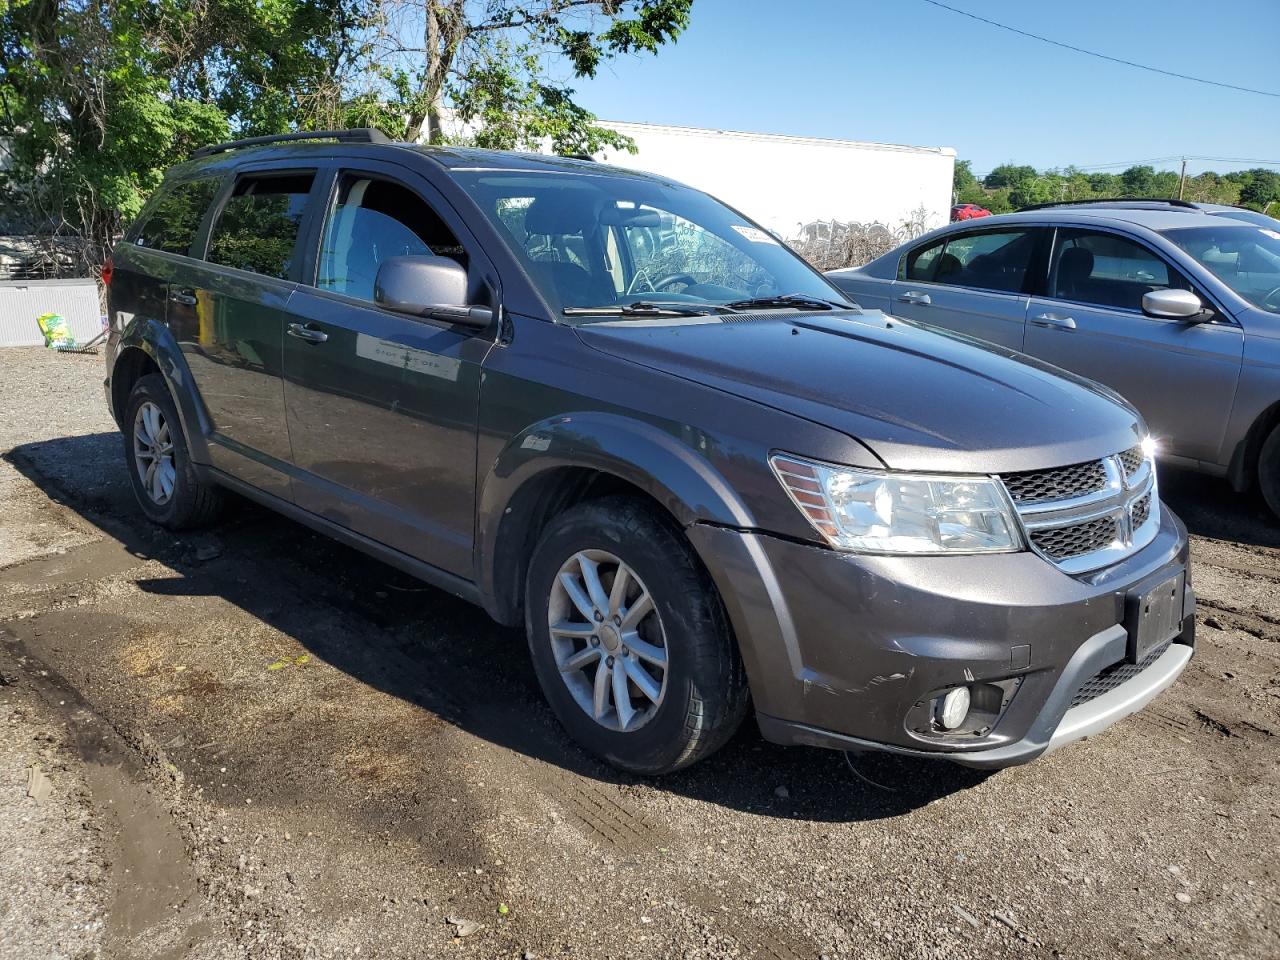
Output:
[
  {"left": 287, "top": 322, "right": 328, "bottom": 344},
  {"left": 898, "top": 291, "right": 931, "bottom": 305},
  {"left": 168, "top": 289, "right": 197, "bottom": 306},
  {"left": 1030, "top": 312, "right": 1077, "bottom": 330}
]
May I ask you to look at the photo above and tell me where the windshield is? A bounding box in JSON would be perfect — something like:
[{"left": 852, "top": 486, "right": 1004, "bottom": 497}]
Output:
[
  {"left": 1208, "top": 209, "right": 1280, "bottom": 229},
  {"left": 453, "top": 169, "right": 848, "bottom": 314},
  {"left": 1163, "top": 224, "right": 1280, "bottom": 314}
]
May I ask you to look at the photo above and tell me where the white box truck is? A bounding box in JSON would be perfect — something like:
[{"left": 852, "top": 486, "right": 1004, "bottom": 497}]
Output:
[{"left": 594, "top": 120, "right": 956, "bottom": 243}]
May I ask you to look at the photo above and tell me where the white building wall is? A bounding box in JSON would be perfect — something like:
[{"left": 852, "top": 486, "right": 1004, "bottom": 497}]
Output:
[{"left": 595, "top": 121, "right": 955, "bottom": 241}]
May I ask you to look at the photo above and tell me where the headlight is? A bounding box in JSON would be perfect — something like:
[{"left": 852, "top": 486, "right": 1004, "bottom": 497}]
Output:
[{"left": 770, "top": 453, "right": 1023, "bottom": 555}]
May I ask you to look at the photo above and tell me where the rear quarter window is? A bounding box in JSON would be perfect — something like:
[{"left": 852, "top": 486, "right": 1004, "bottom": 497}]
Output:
[{"left": 133, "top": 178, "right": 221, "bottom": 256}]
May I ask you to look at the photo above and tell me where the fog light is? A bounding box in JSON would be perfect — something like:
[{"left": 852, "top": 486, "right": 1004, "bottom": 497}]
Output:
[
  {"left": 938, "top": 687, "right": 971, "bottom": 730},
  {"left": 1141, "top": 435, "right": 1158, "bottom": 459}
]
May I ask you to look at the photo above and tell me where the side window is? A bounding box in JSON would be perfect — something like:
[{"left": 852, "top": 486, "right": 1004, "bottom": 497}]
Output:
[
  {"left": 316, "top": 174, "right": 467, "bottom": 302},
  {"left": 134, "top": 178, "right": 220, "bottom": 256},
  {"left": 903, "top": 239, "right": 945, "bottom": 281},
  {"left": 207, "top": 173, "right": 315, "bottom": 280},
  {"left": 1049, "top": 229, "right": 1184, "bottom": 311},
  {"left": 937, "top": 229, "right": 1038, "bottom": 293}
]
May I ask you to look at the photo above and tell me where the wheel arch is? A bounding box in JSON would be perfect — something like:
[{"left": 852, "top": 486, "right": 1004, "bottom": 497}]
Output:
[
  {"left": 477, "top": 412, "right": 756, "bottom": 626},
  {"left": 110, "top": 318, "right": 212, "bottom": 464},
  {"left": 1227, "top": 395, "right": 1280, "bottom": 492}
]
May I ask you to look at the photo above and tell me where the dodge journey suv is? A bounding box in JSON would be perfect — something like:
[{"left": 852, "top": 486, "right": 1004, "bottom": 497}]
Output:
[{"left": 103, "top": 129, "right": 1195, "bottom": 775}]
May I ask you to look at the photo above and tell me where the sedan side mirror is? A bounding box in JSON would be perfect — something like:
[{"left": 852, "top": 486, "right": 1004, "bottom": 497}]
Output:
[
  {"left": 1142, "top": 287, "right": 1206, "bottom": 321},
  {"left": 374, "top": 255, "right": 493, "bottom": 328}
]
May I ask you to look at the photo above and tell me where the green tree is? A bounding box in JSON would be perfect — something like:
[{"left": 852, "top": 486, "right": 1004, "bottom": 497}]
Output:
[
  {"left": 1237, "top": 168, "right": 1280, "bottom": 212},
  {"left": 1120, "top": 165, "right": 1156, "bottom": 196},
  {"left": 0, "top": 0, "right": 371, "bottom": 267},
  {"left": 984, "top": 163, "right": 1036, "bottom": 189},
  {"left": 952, "top": 160, "right": 986, "bottom": 205},
  {"left": 371, "top": 0, "right": 693, "bottom": 150}
]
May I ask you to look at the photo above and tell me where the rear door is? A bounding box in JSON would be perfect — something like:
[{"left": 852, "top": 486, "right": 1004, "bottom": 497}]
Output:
[
  {"left": 1022, "top": 226, "right": 1244, "bottom": 462},
  {"left": 172, "top": 167, "right": 323, "bottom": 498},
  {"left": 282, "top": 160, "right": 497, "bottom": 578},
  {"left": 111, "top": 175, "right": 223, "bottom": 370},
  {"left": 889, "top": 226, "right": 1046, "bottom": 351}
]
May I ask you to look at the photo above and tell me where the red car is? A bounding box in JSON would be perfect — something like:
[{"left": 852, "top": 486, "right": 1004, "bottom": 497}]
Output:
[{"left": 950, "top": 202, "right": 991, "bottom": 221}]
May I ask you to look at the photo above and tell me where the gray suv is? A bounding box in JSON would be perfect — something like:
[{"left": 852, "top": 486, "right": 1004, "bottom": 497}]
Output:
[
  {"left": 827, "top": 199, "right": 1280, "bottom": 516},
  {"left": 102, "top": 130, "right": 1194, "bottom": 775}
]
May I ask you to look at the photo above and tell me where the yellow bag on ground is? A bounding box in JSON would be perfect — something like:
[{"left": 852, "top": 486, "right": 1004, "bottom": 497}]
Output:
[{"left": 36, "top": 313, "right": 77, "bottom": 349}]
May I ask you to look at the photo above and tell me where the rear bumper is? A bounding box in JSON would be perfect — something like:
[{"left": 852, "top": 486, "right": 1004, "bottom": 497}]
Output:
[{"left": 688, "top": 506, "right": 1193, "bottom": 768}]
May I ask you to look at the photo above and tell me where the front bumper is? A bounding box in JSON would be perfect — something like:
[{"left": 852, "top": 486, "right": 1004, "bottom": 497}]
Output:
[{"left": 688, "top": 506, "right": 1193, "bottom": 768}]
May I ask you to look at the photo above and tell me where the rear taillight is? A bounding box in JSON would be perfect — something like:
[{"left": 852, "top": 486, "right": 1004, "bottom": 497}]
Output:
[{"left": 101, "top": 258, "right": 113, "bottom": 287}]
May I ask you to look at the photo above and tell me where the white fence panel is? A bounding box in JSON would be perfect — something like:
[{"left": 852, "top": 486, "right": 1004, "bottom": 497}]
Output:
[{"left": 0, "top": 278, "right": 103, "bottom": 347}]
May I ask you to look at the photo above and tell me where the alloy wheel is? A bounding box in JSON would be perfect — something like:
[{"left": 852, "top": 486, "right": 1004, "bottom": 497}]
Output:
[
  {"left": 547, "top": 549, "right": 668, "bottom": 732},
  {"left": 133, "top": 401, "right": 176, "bottom": 506}
]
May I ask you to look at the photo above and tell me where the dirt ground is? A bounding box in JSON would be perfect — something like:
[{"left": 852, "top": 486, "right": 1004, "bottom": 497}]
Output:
[{"left": 1, "top": 346, "right": 1277, "bottom": 960}]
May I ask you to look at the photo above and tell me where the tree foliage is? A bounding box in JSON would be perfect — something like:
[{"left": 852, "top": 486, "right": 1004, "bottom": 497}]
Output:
[
  {"left": 0, "top": 0, "right": 373, "bottom": 267},
  {"left": 0, "top": 0, "right": 693, "bottom": 268},
  {"left": 959, "top": 160, "right": 1280, "bottom": 216}
]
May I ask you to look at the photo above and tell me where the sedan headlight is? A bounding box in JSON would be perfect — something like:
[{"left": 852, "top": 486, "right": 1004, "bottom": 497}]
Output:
[{"left": 770, "top": 453, "right": 1023, "bottom": 555}]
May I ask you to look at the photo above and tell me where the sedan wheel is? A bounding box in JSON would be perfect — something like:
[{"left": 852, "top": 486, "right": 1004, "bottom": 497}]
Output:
[{"left": 547, "top": 549, "right": 668, "bottom": 733}]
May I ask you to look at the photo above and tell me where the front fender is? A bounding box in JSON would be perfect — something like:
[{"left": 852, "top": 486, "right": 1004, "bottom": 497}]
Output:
[
  {"left": 475, "top": 411, "right": 758, "bottom": 620},
  {"left": 115, "top": 317, "right": 213, "bottom": 465}
]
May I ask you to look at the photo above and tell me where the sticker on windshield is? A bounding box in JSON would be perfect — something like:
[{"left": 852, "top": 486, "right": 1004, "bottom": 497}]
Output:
[
  {"left": 732, "top": 224, "right": 780, "bottom": 245},
  {"left": 1260, "top": 228, "right": 1280, "bottom": 241}
]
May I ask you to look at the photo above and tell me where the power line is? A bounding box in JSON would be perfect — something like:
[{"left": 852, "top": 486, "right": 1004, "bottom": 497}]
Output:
[{"left": 918, "top": 0, "right": 1280, "bottom": 99}]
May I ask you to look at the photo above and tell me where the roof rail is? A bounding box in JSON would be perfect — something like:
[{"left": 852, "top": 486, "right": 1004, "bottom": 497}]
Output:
[
  {"left": 1018, "top": 197, "right": 1200, "bottom": 212},
  {"left": 192, "top": 128, "right": 392, "bottom": 159}
]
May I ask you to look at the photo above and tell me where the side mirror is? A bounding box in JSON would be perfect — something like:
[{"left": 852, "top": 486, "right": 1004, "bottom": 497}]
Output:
[
  {"left": 374, "top": 255, "right": 493, "bottom": 328},
  {"left": 1142, "top": 288, "right": 1206, "bottom": 321}
]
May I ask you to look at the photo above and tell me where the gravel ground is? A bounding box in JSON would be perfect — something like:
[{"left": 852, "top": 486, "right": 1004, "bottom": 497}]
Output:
[{"left": 0, "top": 345, "right": 1277, "bottom": 960}]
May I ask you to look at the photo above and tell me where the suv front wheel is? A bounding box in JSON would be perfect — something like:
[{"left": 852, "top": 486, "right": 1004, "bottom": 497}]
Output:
[
  {"left": 123, "top": 374, "right": 222, "bottom": 529},
  {"left": 525, "top": 496, "right": 748, "bottom": 774}
]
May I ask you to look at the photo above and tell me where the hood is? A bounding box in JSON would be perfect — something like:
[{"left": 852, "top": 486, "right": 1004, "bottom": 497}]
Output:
[{"left": 574, "top": 310, "right": 1144, "bottom": 474}]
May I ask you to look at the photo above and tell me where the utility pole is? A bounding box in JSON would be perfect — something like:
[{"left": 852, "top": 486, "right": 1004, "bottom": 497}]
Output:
[{"left": 1178, "top": 158, "right": 1188, "bottom": 200}]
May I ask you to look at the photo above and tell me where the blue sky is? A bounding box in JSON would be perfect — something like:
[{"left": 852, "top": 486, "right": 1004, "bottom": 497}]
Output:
[{"left": 570, "top": 0, "right": 1280, "bottom": 177}]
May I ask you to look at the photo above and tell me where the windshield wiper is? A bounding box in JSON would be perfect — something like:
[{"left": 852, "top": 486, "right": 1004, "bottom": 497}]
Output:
[
  {"left": 562, "top": 300, "right": 722, "bottom": 318},
  {"left": 721, "top": 293, "right": 851, "bottom": 312}
]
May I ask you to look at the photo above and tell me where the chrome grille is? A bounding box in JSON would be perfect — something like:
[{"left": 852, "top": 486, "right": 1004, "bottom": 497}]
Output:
[
  {"left": 1001, "top": 459, "right": 1106, "bottom": 504},
  {"left": 1130, "top": 491, "right": 1152, "bottom": 529},
  {"left": 1118, "top": 446, "right": 1144, "bottom": 479},
  {"left": 999, "top": 446, "right": 1159, "bottom": 574},
  {"left": 1029, "top": 515, "right": 1119, "bottom": 560},
  {"left": 1071, "top": 639, "right": 1173, "bottom": 708}
]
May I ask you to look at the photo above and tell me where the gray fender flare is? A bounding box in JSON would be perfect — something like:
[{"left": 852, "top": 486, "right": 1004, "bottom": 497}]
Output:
[
  {"left": 113, "top": 317, "right": 213, "bottom": 465},
  {"left": 475, "top": 411, "right": 756, "bottom": 623}
]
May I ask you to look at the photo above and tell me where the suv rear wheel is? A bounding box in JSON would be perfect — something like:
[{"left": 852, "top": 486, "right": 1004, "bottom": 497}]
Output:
[
  {"left": 524, "top": 496, "right": 748, "bottom": 774},
  {"left": 123, "top": 374, "right": 222, "bottom": 529}
]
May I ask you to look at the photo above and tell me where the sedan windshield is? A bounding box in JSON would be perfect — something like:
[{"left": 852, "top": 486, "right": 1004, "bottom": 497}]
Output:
[
  {"left": 453, "top": 169, "right": 850, "bottom": 315},
  {"left": 1163, "top": 224, "right": 1280, "bottom": 314}
]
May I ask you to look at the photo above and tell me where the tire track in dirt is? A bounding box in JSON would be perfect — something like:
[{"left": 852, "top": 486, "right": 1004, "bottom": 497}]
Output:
[{"left": 490, "top": 745, "right": 821, "bottom": 960}]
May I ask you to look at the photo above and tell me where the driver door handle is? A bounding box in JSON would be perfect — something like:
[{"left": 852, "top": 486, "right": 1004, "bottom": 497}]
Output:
[
  {"left": 1030, "top": 312, "right": 1077, "bottom": 330},
  {"left": 898, "top": 291, "right": 931, "bottom": 305},
  {"left": 287, "top": 322, "right": 328, "bottom": 344}
]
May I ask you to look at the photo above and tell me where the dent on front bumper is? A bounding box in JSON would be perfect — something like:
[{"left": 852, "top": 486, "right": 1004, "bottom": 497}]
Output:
[{"left": 687, "top": 507, "right": 1193, "bottom": 768}]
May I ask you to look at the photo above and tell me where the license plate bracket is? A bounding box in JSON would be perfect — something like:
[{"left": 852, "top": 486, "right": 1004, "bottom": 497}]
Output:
[{"left": 1125, "top": 569, "right": 1185, "bottom": 664}]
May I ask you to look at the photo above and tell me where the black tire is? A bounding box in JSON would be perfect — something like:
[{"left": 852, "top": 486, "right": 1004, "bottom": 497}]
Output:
[
  {"left": 1260, "top": 423, "right": 1280, "bottom": 520},
  {"left": 524, "top": 496, "right": 749, "bottom": 775},
  {"left": 122, "top": 373, "right": 222, "bottom": 530}
]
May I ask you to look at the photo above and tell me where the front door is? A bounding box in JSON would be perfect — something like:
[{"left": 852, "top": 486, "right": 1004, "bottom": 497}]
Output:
[
  {"left": 1023, "top": 227, "right": 1244, "bottom": 463},
  {"left": 889, "top": 226, "right": 1044, "bottom": 351},
  {"left": 282, "top": 163, "right": 496, "bottom": 577}
]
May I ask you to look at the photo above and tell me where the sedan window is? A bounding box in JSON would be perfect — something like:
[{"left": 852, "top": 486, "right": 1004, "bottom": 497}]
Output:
[
  {"left": 1048, "top": 229, "right": 1184, "bottom": 312},
  {"left": 902, "top": 229, "right": 1038, "bottom": 294}
]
